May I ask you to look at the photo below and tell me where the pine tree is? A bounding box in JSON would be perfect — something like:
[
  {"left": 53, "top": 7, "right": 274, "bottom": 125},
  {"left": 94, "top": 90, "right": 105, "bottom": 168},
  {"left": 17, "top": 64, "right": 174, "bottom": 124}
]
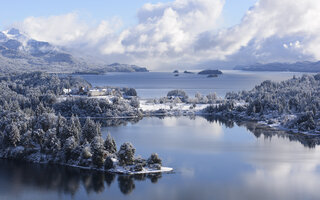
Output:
[
  {"left": 69, "top": 115, "right": 81, "bottom": 144},
  {"left": 91, "top": 136, "right": 105, "bottom": 168},
  {"left": 104, "top": 133, "right": 117, "bottom": 154},
  {"left": 64, "top": 136, "right": 77, "bottom": 161},
  {"left": 56, "top": 113, "right": 66, "bottom": 138},
  {"left": 56, "top": 114, "right": 69, "bottom": 143},
  {"left": 118, "top": 142, "right": 135, "bottom": 166},
  {"left": 43, "top": 129, "right": 61, "bottom": 154},
  {"left": 5, "top": 124, "right": 20, "bottom": 147},
  {"left": 82, "top": 117, "right": 101, "bottom": 143}
]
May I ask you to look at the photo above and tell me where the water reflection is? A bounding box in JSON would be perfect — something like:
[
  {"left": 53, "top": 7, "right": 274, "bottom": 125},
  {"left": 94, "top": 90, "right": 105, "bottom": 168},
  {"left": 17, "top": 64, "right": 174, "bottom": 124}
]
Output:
[
  {"left": 204, "top": 115, "right": 320, "bottom": 148},
  {"left": 101, "top": 115, "right": 320, "bottom": 149},
  {"left": 0, "top": 160, "right": 162, "bottom": 196}
]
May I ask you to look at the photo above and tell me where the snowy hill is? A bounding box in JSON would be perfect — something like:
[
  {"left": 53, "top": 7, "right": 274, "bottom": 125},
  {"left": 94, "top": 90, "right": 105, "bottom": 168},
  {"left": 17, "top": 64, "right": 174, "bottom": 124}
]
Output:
[
  {"left": 234, "top": 61, "right": 320, "bottom": 72},
  {"left": 0, "top": 28, "right": 148, "bottom": 73}
]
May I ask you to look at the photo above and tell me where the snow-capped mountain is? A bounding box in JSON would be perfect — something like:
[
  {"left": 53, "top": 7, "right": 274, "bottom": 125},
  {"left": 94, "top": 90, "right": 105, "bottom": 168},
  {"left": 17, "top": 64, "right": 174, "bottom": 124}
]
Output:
[
  {"left": 0, "top": 28, "right": 84, "bottom": 73},
  {"left": 0, "top": 28, "right": 148, "bottom": 73}
]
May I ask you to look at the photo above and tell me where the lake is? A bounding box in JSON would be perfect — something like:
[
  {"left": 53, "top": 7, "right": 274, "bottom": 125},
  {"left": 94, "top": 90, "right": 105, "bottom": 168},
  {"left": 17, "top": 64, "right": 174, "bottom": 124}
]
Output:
[
  {"left": 1, "top": 116, "right": 320, "bottom": 200},
  {"left": 1, "top": 71, "right": 319, "bottom": 200},
  {"left": 77, "top": 70, "right": 304, "bottom": 98}
]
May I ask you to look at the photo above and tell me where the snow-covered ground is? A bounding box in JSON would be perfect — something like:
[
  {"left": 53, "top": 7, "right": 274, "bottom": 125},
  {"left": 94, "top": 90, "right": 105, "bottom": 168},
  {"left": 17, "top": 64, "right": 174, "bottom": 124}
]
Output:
[
  {"left": 140, "top": 100, "right": 210, "bottom": 112},
  {"left": 109, "top": 166, "right": 173, "bottom": 175},
  {"left": 57, "top": 95, "right": 114, "bottom": 102},
  {"left": 57, "top": 94, "right": 213, "bottom": 116}
]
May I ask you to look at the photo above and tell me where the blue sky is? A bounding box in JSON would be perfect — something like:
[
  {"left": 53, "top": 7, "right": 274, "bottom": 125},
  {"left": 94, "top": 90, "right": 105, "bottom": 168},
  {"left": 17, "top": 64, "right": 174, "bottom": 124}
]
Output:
[{"left": 0, "top": 0, "right": 257, "bottom": 30}]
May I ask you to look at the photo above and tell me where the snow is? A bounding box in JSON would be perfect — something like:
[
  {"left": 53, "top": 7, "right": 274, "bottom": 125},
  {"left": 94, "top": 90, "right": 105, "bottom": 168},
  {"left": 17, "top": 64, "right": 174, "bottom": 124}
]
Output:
[
  {"left": 63, "top": 88, "right": 71, "bottom": 94},
  {"left": 140, "top": 100, "right": 209, "bottom": 112},
  {"left": 109, "top": 166, "right": 173, "bottom": 175},
  {"left": 89, "top": 95, "right": 113, "bottom": 102},
  {"left": 235, "top": 101, "right": 247, "bottom": 107},
  {"left": 62, "top": 162, "right": 173, "bottom": 175}
]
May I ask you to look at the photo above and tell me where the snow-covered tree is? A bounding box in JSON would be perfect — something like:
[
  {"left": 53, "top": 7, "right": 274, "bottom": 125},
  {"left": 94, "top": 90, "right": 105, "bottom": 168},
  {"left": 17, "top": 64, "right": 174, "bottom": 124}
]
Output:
[
  {"left": 91, "top": 136, "right": 105, "bottom": 168},
  {"left": 43, "top": 128, "right": 61, "bottom": 154},
  {"left": 82, "top": 117, "right": 101, "bottom": 143},
  {"left": 118, "top": 142, "right": 135, "bottom": 166},
  {"left": 147, "top": 153, "right": 162, "bottom": 165},
  {"left": 69, "top": 115, "right": 82, "bottom": 144},
  {"left": 64, "top": 136, "right": 77, "bottom": 161},
  {"left": 5, "top": 124, "right": 20, "bottom": 147},
  {"left": 104, "top": 133, "right": 117, "bottom": 154}
]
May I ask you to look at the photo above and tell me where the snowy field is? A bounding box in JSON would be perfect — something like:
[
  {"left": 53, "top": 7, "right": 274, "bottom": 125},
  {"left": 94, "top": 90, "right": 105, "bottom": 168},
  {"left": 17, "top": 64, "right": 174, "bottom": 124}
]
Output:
[{"left": 140, "top": 100, "right": 210, "bottom": 112}]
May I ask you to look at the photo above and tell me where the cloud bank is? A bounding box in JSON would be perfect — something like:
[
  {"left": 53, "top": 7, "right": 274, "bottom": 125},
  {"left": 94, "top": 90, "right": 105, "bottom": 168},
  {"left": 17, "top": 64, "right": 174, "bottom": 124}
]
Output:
[{"left": 15, "top": 0, "right": 320, "bottom": 70}]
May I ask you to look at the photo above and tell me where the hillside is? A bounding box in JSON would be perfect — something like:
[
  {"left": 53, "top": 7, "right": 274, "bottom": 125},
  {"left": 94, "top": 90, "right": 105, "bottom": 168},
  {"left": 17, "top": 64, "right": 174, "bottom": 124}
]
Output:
[
  {"left": 234, "top": 61, "right": 320, "bottom": 72},
  {"left": 205, "top": 74, "right": 320, "bottom": 133},
  {"left": 0, "top": 28, "right": 148, "bottom": 73}
]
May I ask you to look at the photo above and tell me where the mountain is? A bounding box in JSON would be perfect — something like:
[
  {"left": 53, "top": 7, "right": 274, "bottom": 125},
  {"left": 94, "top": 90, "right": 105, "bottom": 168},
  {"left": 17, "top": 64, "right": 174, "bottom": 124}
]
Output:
[
  {"left": 0, "top": 28, "right": 148, "bottom": 73},
  {"left": 234, "top": 61, "right": 320, "bottom": 72},
  {"left": 105, "top": 63, "right": 148, "bottom": 72},
  {"left": 73, "top": 63, "right": 149, "bottom": 74}
]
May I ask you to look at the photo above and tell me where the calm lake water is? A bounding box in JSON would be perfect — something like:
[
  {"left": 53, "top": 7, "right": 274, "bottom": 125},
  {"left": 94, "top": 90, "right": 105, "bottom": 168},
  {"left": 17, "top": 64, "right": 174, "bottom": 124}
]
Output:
[
  {"left": 1, "top": 71, "right": 319, "bottom": 200},
  {"left": 1, "top": 116, "right": 320, "bottom": 200},
  {"left": 77, "top": 70, "right": 305, "bottom": 98}
]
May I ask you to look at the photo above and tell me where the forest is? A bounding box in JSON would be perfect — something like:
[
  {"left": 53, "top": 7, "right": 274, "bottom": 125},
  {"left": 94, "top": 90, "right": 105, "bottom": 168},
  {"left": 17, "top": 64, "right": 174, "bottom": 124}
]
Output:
[
  {"left": 204, "top": 74, "right": 320, "bottom": 133},
  {"left": 0, "top": 72, "right": 163, "bottom": 173}
]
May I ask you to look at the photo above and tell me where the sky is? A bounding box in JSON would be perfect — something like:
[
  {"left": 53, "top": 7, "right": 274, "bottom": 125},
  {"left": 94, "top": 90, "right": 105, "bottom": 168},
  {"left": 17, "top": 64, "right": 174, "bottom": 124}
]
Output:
[
  {"left": 0, "top": 0, "right": 256, "bottom": 30},
  {"left": 0, "top": 0, "right": 319, "bottom": 70}
]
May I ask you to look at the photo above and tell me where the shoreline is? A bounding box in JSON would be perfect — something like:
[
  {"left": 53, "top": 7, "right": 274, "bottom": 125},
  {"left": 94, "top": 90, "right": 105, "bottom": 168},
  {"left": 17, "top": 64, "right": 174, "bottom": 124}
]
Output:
[{"left": 0, "top": 146, "right": 174, "bottom": 175}]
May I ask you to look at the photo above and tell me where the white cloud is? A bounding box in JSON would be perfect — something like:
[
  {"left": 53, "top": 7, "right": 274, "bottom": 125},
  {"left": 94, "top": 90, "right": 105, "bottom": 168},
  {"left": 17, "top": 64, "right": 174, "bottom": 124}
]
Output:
[
  {"left": 13, "top": 0, "right": 320, "bottom": 70},
  {"left": 115, "top": 0, "right": 225, "bottom": 59},
  {"left": 16, "top": 12, "right": 121, "bottom": 48},
  {"left": 196, "top": 0, "right": 320, "bottom": 65}
]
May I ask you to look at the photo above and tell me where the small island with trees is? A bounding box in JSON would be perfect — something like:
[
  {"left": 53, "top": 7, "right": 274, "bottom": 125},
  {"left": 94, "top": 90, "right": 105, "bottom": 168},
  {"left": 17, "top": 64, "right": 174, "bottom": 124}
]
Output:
[{"left": 198, "top": 69, "right": 223, "bottom": 78}]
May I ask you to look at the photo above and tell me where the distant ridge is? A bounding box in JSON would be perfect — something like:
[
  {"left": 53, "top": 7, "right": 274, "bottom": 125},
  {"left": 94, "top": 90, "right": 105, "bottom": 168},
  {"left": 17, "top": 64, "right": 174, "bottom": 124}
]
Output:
[
  {"left": 0, "top": 28, "right": 148, "bottom": 73},
  {"left": 73, "top": 63, "right": 149, "bottom": 74},
  {"left": 234, "top": 61, "right": 320, "bottom": 72}
]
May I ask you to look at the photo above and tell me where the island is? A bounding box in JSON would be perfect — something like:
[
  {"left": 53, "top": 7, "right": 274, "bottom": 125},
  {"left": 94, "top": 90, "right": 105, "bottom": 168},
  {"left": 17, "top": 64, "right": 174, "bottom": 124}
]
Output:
[
  {"left": 198, "top": 69, "right": 223, "bottom": 75},
  {"left": 184, "top": 70, "right": 194, "bottom": 74}
]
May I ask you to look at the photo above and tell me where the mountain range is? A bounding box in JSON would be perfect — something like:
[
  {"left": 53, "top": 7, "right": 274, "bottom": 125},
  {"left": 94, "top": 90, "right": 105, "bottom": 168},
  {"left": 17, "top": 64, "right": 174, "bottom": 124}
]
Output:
[
  {"left": 234, "top": 61, "right": 320, "bottom": 72},
  {"left": 0, "top": 28, "right": 148, "bottom": 73}
]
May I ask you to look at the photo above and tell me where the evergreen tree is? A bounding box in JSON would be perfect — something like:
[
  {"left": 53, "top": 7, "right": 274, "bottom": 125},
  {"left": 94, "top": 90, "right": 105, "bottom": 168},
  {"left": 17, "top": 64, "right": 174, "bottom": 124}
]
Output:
[
  {"left": 64, "top": 136, "right": 77, "bottom": 161},
  {"left": 91, "top": 136, "right": 105, "bottom": 168},
  {"left": 69, "top": 115, "right": 82, "bottom": 144},
  {"left": 5, "top": 124, "right": 20, "bottom": 147},
  {"left": 82, "top": 117, "right": 101, "bottom": 143},
  {"left": 104, "top": 133, "right": 117, "bottom": 154},
  {"left": 43, "top": 128, "right": 61, "bottom": 154},
  {"left": 118, "top": 142, "right": 135, "bottom": 166}
]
